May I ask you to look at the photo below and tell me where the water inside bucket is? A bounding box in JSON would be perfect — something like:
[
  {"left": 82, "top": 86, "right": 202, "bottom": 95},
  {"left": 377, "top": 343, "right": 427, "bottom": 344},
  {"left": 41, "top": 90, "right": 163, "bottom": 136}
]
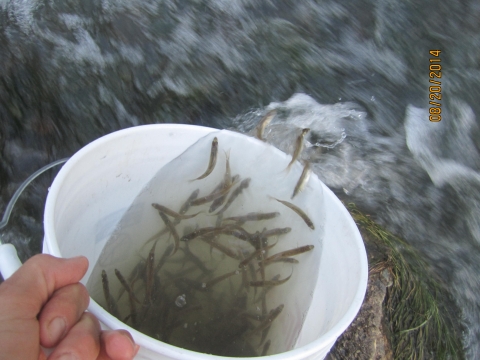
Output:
[{"left": 86, "top": 130, "right": 325, "bottom": 357}]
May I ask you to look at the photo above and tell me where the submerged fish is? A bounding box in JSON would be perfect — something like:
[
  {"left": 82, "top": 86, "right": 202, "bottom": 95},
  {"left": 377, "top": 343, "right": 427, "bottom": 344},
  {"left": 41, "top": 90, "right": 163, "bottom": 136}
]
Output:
[
  {"left": 238, "top": 241, "right": 277, "bottom": 268},
  {"left": 216, "top": 178, "right": 251, "bottom": 214},
  {"left": 178, "top": 189, "right": 200, "bottom": 216},
  {"left": 116, "top": 261, "right": 145, "bottom": 301},
  {"left": 261, "top": 339, "right": 271, "bottom": 356},
  {"left": 200, "top": 236, "right": 242, "bottom": 260},
  {"left": 255, "top": 109, "right": 277, "bottom": 141},
  {"left": 262, "top": 257, "right": 299, "bottom": 265},
  {"left": 205, "top": 269, "right": 242, "bottom": 288},
  {"left": 246, "top": 304, "right": 284, "bottom": 336},
  {"left": 191, "top": 137, "right": 218, "bottom": 181},
  {"left": 154, "top": 243, "right": 174, "bottom": 276},
  {"left": 262, "top": 245, "right": 314, "bottom": 265},
  {"left": 190, "top": 177, "right": 239, "bottom": 206},
  {"left": 152, "top": 203, "right": 201, "bottom": 220},
  {"left": 208, "top": 153, "right": 235, "bottom": 212},
  {"left": 291, "top": 162, "right": 312, "bottom": 199},
  {"left": 250, "top": 272, "right": 292, "bottom": 287},
  {"left": 145, "top": 241, "right": 157, "bottom": 303},
  {"left": 181, "top": 243, "right": 212, "bottom": 275},
  {"left": 223, "top": 211, "right": 280, "bottom": 224},
  {"left": 157, "top": 211, "right": 180, "bottom": 254},
  {"left": 223, "top": 149, "right": 232, "bottom": 187},
  {"left": 102, "top": 270, "right": 119, "bottom": 318},
  {"left": 114, "top": 269, "right": 138, "bottom": 326},
  {"left": 272, "top": 197, "right": 315, "bottom": 230},
  {"left": 261, "top": 227, "right": 292, "bottom": 238},
  {"left": 181, "top": 225, "right": 237, "bottom": 242},
  {"left": 286, "top": 128, "right": 310, "bottom": 172}
]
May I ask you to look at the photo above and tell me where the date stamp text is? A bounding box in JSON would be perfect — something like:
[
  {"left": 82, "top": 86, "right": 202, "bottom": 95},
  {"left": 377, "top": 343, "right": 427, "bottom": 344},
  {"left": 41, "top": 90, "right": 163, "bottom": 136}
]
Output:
[{"left": 429, "top": 50, "right": 442, "bottom": 122}]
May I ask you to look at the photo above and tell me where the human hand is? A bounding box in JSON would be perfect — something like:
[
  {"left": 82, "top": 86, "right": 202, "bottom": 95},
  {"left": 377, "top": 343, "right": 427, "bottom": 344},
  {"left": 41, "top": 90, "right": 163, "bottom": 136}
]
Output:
[{"left": 0, "top": 254, "right": 140, "bottom": 360}]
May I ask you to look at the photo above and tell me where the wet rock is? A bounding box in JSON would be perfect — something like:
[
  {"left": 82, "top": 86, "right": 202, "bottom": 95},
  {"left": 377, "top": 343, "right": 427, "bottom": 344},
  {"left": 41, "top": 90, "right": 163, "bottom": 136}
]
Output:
[{"left": 326, "top": 268, "right": 393, "bottom": 360}]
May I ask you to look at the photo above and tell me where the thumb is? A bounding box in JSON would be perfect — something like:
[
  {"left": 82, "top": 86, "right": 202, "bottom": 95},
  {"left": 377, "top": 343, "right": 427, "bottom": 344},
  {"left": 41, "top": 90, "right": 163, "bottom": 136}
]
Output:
[{"left": 0, "top": 254, "right": 88, "bottom": 318}]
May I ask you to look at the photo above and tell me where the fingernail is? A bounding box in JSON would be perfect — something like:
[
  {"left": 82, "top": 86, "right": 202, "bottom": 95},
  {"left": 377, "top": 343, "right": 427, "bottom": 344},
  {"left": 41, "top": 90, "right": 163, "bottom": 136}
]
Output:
[
  {"left": 56, "top": 354, "right": 78, "bottom": 360},
  {"left": 119, "top": 330, "right": 139, "bottom": 357},
  {"left": 48, "top": 317, "right": 66, "bottom": 342},
  {"left": 70, "top": 255, "right": 87, "bottom": 262},
  {"left": 133, "top": 344, "right": 140, "bottom": 357}
]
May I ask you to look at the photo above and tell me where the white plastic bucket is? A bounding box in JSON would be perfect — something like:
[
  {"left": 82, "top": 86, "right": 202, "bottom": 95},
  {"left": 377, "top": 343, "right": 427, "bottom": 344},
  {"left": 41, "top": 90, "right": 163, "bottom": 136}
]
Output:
[{"left": 43, "top": 124, "right": 368, "bottom": 360}]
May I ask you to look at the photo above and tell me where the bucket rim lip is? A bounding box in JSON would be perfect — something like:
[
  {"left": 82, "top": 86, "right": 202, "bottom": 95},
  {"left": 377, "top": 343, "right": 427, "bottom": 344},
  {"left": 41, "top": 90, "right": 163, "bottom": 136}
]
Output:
[{"left": 44, "top": 124, "right": 368, "bottom": 359}]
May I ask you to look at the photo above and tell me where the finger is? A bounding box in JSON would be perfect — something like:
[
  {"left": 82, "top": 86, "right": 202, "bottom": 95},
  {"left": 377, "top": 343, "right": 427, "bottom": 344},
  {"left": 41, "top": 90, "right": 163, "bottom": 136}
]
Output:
[
  {"left": 0, "top": 254, "right": 88, "bottom": 319},
  {"left": 39, "top": 283, "right": 90, "bottom": 348},
  {"left": 98, "top": 330, "right": 140, "bottom": 360},
  {"left": 48, "top": 312, "right": 101, "bottom": 360}
]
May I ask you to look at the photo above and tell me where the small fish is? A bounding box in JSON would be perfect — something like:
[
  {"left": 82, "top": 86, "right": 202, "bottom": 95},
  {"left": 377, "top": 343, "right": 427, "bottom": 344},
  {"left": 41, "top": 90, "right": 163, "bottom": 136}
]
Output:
[
  {"left": 205, "top": 269, "right": 241, "bottom": 288},
  {"left": 117, "top": 261, "right": 144, "bottom": 301},
  {"left": 152, "top": 203, "right": 201, "bottom": 220},
  {"left": 262, "top": 245, "right": 314, "bottom": 265},
  {"left": 262, "top": 257, "right": 299, "bottom": 266},
  {"left": 223, "top": 212, "right": 280, "bottom": 224},
  {"left": 200, "top": 236, "right": 242, "bottom": 260},
  {"left": 223, "top": 149, "right": 232, "bottom": 187},
  {"left": 154, "top": 243, "right": 174, "bottom": 276},
  {"left": 254, "top": 275, "right": 281, "bottom": 304},
  {"left": 247, "top": 260, "right": 258, "bottom": 298},
  {"left": 260, "top": 324, "right": 271, "bottom": 347},
  {"left": 220, "top": 224, "right": 252, "bottom": 241},
  {"left": 208, "top": 153, "right": 234, "bottom": 212},
  {"left": 248, "top": 230, "right": 268, "bottom": 250},
  {"left": 256, "top": 109, "right": 277, "bottom": 141},
  {"left": 114, "top": 269, "right": 138, "bottom": 326},
  {"left": 143, "top": 201, "right": 189, "bottom": 246},
  {"left": 241, "top": 265, "right": 250, "bottom": 292},
  {"left": 246, "top": 304, "right": 284, "bottom": 336},
  {"left": 250, "top": 272, "right": 292, "bottom": 287},
  {"left": 261, "top": 288, "right": 268, "bottom": 316},
  {"left": 215, "top": 211, "right": 223, "bottom": 228},
  {"left": 261, "top": 339, "right": 271, "bottom": 356},
  {"left": 157, "top": 211, "right": 180, "bottom": 254},
  {"left": 286, "top": 128, "right": 310, "bottom": 172},
  {"left": 181, "top": 244, "right": 212, "bottom": 275},
  {"left": 262, "top": 227, "right": 292, "bottom": 238},
  {"left": 102, "top": 270, "right": 119, "bottom": 317},
  {"left": 190, "top": 177, "right": 239, "bottom": 206},
  {"left": 238, "top": 241, "right": 277, "bottom": 268},
  {"left": 206, "top": 182, "right": 226, "bottom": 210},
  {"left": 216, "top": 178, "right": 251, "bottom": 214},
  {"left": 145, "top": 189, "right": 199, "bottom": 248},
  {"left": 145, "top": 241, "right": 157, "bottom": 303},
  {"left": 181, "top": 225, "right": 235, "bottom": 242},
  {"left": 178, "top": 189, "right": 200, "bottom": 216},
  {"left": 191, "top": 137, "right": 218, "bottom": 181},
  {"left": 291, "top": 162, "right": 312, "bottom": 199},
  {"left": 272, "top": 197, "right": 315, "bottom": 229}
]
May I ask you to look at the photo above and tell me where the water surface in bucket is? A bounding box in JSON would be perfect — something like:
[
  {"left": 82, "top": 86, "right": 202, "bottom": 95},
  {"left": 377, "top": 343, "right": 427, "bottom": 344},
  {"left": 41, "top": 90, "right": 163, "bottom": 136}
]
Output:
[{"left": 87, "top": 130, "right": 324, "bottom": 356}]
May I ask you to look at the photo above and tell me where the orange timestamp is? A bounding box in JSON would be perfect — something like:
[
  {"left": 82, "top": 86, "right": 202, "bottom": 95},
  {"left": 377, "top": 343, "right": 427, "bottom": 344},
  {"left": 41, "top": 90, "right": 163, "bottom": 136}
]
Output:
[{"left": 429, "top": 50, "right": 442, "bottom": 122}]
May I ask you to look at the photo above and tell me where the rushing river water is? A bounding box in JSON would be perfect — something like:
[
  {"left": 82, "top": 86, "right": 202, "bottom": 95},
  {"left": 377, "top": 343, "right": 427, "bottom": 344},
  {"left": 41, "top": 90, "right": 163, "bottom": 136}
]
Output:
[{"left": 1, "top": 0, "right": 480, "bottom": 358}]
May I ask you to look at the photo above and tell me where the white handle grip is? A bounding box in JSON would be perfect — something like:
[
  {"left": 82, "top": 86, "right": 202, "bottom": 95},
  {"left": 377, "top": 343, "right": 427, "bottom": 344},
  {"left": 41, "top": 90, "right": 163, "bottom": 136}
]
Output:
[{"left": 0, "top": 243, "right": 22, "bottom": 280}]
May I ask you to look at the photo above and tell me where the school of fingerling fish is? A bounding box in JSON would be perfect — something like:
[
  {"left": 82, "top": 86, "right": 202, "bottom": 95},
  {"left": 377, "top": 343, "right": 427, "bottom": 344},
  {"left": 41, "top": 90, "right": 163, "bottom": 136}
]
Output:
[{"left": 100, "top": 113, "right": 316, "bottom": 357}]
